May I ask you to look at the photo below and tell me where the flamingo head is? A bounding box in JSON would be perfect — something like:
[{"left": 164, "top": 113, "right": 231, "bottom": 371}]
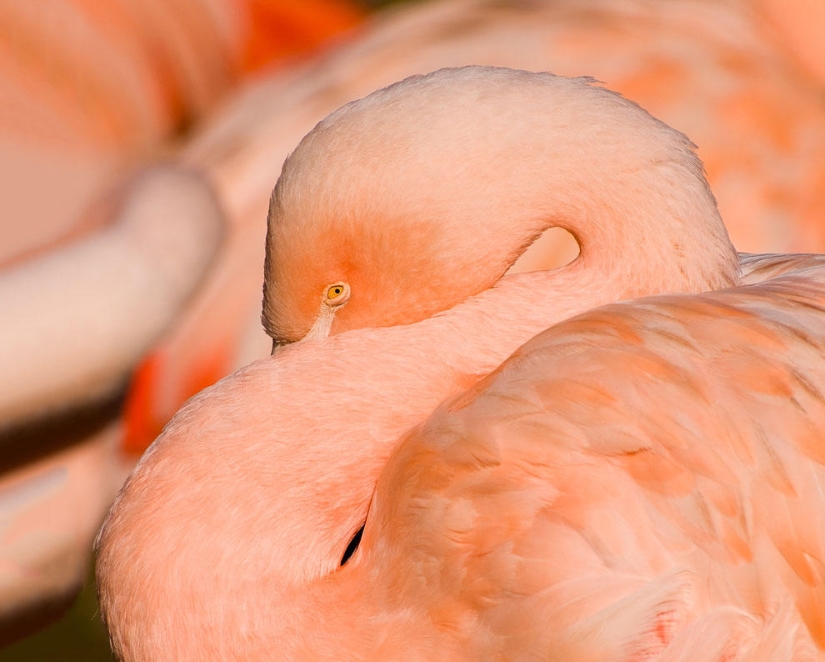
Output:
[{"left": 261, "top": 66, "right": 737, "bottom": 348}]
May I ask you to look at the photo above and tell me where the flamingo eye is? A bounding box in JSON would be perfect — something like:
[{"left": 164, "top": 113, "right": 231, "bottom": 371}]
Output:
[{"left": 324, "top": 282, "right": 350, "bottom": 307}]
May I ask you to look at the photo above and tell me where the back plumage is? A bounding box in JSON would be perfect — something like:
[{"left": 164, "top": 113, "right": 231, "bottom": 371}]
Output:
[{"left": 360, "top": 254, "right": 825, "bottom": 660}]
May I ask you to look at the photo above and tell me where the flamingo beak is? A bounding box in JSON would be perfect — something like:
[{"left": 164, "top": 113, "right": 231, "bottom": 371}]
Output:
[
  {"left": 271, "top": 294, "right": 350, "bottom": 355},
  {"left": 270, "top": 310, "right": 335, "bottom": 355}
]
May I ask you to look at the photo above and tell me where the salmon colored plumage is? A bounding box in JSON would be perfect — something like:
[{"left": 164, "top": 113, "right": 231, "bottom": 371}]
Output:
[{"left": 95, "top": 68, "right": 825, "bottom": 660}]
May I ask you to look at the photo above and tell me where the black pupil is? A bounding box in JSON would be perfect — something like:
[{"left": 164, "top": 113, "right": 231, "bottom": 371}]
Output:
[{"left": 341, "top": 525, "right": 364, "bottom": 566}]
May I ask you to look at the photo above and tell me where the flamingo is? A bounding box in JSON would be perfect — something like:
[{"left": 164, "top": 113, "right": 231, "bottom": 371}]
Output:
[{"left": 96, "top": 67, "right": 825, "bottom": 659}]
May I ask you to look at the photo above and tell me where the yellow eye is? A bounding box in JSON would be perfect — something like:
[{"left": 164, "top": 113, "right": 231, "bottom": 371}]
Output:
[{"left": 323, "top": 282, "right": 350, "bottom": 307}]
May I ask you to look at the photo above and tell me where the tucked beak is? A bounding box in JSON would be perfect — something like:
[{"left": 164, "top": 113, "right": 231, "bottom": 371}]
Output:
[
  {"left": 270, "top": 306, "right": 337, "bottom": 355},
  {"left": 270, "top": 283, "right": 350, "bottom": 355}
]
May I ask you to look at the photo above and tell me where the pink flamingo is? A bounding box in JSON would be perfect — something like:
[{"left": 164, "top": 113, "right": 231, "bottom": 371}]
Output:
[{"left": 96, "top": 68, "right": 825, "bottom": 659}]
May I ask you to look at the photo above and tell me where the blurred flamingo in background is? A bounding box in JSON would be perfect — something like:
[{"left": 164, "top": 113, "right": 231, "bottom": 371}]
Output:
[
  {"left": 96, "top": 68, "right": 825, "bottom": 660},
  {"left": 0, "top": 0, "right": 360, "bottom": 644},
  {"left": 756, "top": 0, "right": 825, "bottom": 86},
  {"left": 122, "top": 0, "right": 825, "bottom": 455},
  {"left": 0, "top": 0, "right": 362, "bottom": 265}
]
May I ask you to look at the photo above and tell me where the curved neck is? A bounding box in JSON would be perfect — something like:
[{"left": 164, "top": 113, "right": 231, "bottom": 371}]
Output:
[
  {"left": 265, "top": 70, "right": 739, "bottom": 343},
  {"left": 560, "top": 158, "right": 738, "bottom": 297},
  {"left": 470, "top": 95, "right": 739, "bottom": 297}
]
